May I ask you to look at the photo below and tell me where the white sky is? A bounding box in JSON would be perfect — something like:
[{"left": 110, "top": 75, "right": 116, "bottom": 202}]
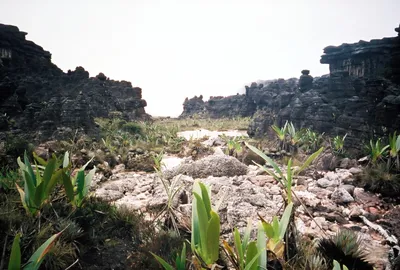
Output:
[{"left": 1, "top": 0, "right": 399, "bottom": 116}]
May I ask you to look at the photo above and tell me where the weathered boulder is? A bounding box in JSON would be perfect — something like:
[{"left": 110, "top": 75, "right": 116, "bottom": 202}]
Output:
[{"left": 165, "top": 154, "right": 248, "bottom": 179}]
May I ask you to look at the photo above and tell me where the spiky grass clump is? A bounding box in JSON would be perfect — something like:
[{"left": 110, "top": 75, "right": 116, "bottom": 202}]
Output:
[
  {"left": 317, "top": 230, "right": 373, "bottom": 270},
  {"left": 286, "top": 235, "right": 327, "bottom": 270},
  {"left": 355, "top": 164, "right": 400, "bottom": 198}
]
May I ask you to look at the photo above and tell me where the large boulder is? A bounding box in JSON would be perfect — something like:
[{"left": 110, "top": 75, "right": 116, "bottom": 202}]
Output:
[{"left": 165, "top": 154, "right": 248, "bottom": 179}]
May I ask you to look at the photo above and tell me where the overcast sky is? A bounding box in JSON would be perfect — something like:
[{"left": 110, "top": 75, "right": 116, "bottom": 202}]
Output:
[{"left": 1, "top": 1, "right": 399, "bottom": 116}]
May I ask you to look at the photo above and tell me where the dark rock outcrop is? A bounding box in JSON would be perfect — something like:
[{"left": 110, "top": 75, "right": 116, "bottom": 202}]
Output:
[
  {"left": 180, "top": 94, "right": 256, "bottom": 118},
  {"left": 0, "top": 23, "right": 149, "bottom": 145},
  {"left": 248, "top": 24, "right": 400, "bottom": 150},
  {"left": 320, "top": 24, "right": 400, "bottom": 83},
  {"left": 248, "top": 71, "right": 400, "bottom": 151}
]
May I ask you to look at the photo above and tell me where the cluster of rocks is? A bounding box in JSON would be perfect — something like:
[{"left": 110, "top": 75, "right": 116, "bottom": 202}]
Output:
[
  {"left": 0, "top": 23, "right": 149, "bottom": 166},
  {"left": 93, "top": 150, "right": 398, "bottom": 269}
]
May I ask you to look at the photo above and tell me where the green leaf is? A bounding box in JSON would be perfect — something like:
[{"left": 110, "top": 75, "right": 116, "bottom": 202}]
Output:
[
  {"left": 22, "top": 170, "right": 36, "bottom": 208},
  {"left": 286, "top": 158, "right": 293, "bottom": 203},
  {"left": 191, "top": 184, "right": 200, "bottom": 253},
  {"left": 34, "top": 161, "right": 41, "bottom": 187},
  {"left": 262, "top": 221, "right": 275, "bottom": 239},
  {"left": 245, "top": 143, "right": 283, "bottom": 178},
  {"left": 206, "top": 211, "right": 220, "bottom": 264},
  {"left": 63, "top": 152, "right": 70, "bottom": 169},
  {"left": 8, "top": 233, "right": 21, "bottom": 270},
  {"left": 272, "top": 217, "right": 280, "bottom": 242},
  {"left": 17, "top": 156, "right": 26, "bottom": 171},
  {"left": 178, "top": 243, "right": 186, "bottom": 270},
  {"left": 24, "top": 152, "right": 36, "bottom": 186},
  {"left": 33, "top": 182, "right": 45, "bottom": 208},
  {"left": 82, "top": 167, "right": 96, "bottom": 200},
  {"left": 256, "top": 222, "right": 267, "bottom": 269},
  {"left": 75, "top": 170, "right": 86, "bottom": 200},
  {"left": 16, "top": 183, "right": 37, "bottom": 215},
  {"left": 32, "top": 152, "right": 47, "bottom": 167},
  {"left": 193, "top": 192, "right": 208, "bottom": 257},
  {"left": 25, "top": 231, "right": 62, "bottom": 270},
  {"left": 62, "top": 171, "right": 75, "bottom": 203},
  {"left": 233, "top": 228, "right": 244, "bottom": 269},
  {"left": 81, "top": 156, "right": 94, "bottom": 171},
  {"left": 150, "top": 252, "right": 174, "bottom": 270},
  {"left": 199, "top": 182, "right": 212, "bottom": 220},
  {"left": 242, "top": 219, "right": 252, "bottom": 252},
  {"left": 45, "top": 169, "right": 62, "bottom": 198},
  {"left": 245, "top": 241, "right": 259, "bottom": 270},
  {"left": 42, "top": 158, "right": 57, "bottom": 192},
  {"left": 332, "top": 260, "right": 341, "bottom": 270},
  {"left": 296, "top": 147, "right": 323, "bottom": 175},
  {"left": 278, "top": 202, "right": 293, "bottom": 240}
]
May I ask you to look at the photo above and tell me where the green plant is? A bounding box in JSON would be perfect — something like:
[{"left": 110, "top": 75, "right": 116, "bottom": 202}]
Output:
[
  {"left": 222, "top": 221, "right": 267, "bottom": 270},
  {"left": 8, "top": 231, "right": 62, "bottom": 270},
  {"left": 121, "top": 122, "right": 143, "bottom": 135},
  {"left": 333, "top": 260, "right": 349, "bottom": 270},
  {"left": 245, "top": 143, "right": 323, "bottom": 204},
  {"left": 368, "top": 138, "right": 389, "bottom": 165},
  {"left": 16, "top": 152, "right": 62, "bottom": 216},
  {"left": 301, "top": 128, "right": 324, "bottom": 153},
  {"left": 0, "top": 168, "right": 20, "bottom": 192},
  {"left": 259, "top": 203, "right": 293, "bottom": 259},
  {"left": 222, "top": 135, "right": 244, "bottom": 157},
  {"left": 333, "top": 134, "right": 347, "bottom": 155},
  {"left": 62, "top": 153, "right": 96, "bottom": 207},
  {"left": 101, "top": 136, "right": 117, "bottom": 153},
  {"left": 191, "top": 181, "right": 220, "bottom": 268},
  {"left": 152, "top": 173, "right": 184, "bottom": 233},
  {"left": 317, "top": 230, "right": 373, "bottom": 270},
  {"left": 388, "top": 131, "right": 400, "bottom": 170},
  {"left": 286, "top": 122, "right": 303, "bottom": 147},
  {"left": 153, "top": 151, "right": 165, "bottom": 171},
  {"left": 354, "top": 164, "right": 400, "bottom": 197},
  {"left": 151, "top": 243, "right": 187, "bottom": 270},
  {"left": 271, "top": 121, "right": 288, "bottom": 150}
]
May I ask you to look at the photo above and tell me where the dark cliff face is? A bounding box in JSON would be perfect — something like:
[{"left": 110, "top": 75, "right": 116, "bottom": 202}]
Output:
[
  {"left": 320, "top": 25, "right": 400, "bottom": 83},
  {"left": 0, "top": 23, "right": 148, "bottom": 143}
]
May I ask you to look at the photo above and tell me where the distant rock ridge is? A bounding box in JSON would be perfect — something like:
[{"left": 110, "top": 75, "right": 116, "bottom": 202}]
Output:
[
  {"left": 0, "top": 23, "right": 149, "bottom": 144},
  {"left": 180, "top": 94, "right": 256, "bottom": 118},
  {"left": 180, "top": 24, "right": 400, "bottom": 150}
]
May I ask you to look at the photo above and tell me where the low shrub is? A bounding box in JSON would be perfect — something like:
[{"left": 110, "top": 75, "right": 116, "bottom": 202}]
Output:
[{"left": 121, "top": 122, "right": 143, "bottom": 135}]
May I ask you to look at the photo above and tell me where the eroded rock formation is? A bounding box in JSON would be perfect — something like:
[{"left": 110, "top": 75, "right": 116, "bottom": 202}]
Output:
[
  {"left": 0, "top": 23, "right": 149, "bottom": 145},
  {"left": 180, "top": 94, "right": 256, "bottom": 118},
  {"left": 180, "top": 24, "right": 400, "bottom": 150},
  {"left": 249, "top": 24, "right": 400, "bottom": 149}
]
